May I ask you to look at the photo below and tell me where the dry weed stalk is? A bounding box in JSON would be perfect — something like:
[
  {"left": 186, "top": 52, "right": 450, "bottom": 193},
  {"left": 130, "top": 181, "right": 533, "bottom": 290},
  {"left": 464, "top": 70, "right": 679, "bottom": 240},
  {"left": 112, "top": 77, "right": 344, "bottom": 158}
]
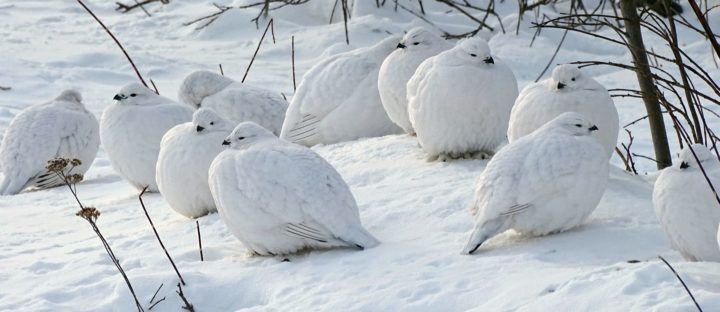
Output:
[
  {"left": 242, "top": 18, "right": 276, "bottom": 83},
  {"left": 138, "top": 187, "right": 186, "bottom": 285},
  {"left": 47, "top": 158, "right": 144, "bottom": 312},
  {"left": 116, "top": 0, "right": 169, "bottom": 14},
  {"left": 658, "top": 256, "right": 703, "bottom": 311}
]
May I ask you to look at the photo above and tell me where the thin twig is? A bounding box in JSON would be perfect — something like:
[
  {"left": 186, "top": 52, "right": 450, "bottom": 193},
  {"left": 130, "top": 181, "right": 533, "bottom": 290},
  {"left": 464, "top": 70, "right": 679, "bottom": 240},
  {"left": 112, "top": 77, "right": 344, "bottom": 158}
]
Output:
[
  {"left": 149, "top": 283, "right": 164, "bottom": 304},
  {"left": 242, "top": 19, "right": 275, "bottom": 83},
  {"left": 657, "top": 256, "right": 703, "bottom": 311},
  {"left": 150, "top": 79, "right": 160, "bottom": 95},
  {"left": 176, "top": 283, "right": 195, "bottom": 312},
  {"left": 0, "top": 86, "right": 10, "bottom": 91},
  {"left": 196, "top": 220, "right": 203, "bottom": 262},
  {"left": 148, "top": 297, "right": 166, "bottom": 310},
  {"left": 77, "top": 0, "right": 148, "bottom": 88},
  {"left": 132, "top": 0, "right": 152, "bottom": 17},
  {"left": 534, "top": 28, "right": 568, "bottom": 82},
  {"left": 138, "top": 187, "right": 186, "bottom": 285},
  {"left": 219, "top": 64, "right": 224, "bottom": 76},
  {"left": 291, "top": 35, "right": 296, "bottom": 91}
]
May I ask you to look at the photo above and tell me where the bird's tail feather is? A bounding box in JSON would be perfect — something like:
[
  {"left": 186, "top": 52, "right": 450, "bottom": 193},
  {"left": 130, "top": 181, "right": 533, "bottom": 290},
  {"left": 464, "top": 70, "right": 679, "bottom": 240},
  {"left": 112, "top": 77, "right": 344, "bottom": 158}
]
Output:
[
  {"left": 342, "top": 227, "right": 380, "bottom": 250},
  {"left": 461, "top": 217, "right": 506, "bottom": 255}
]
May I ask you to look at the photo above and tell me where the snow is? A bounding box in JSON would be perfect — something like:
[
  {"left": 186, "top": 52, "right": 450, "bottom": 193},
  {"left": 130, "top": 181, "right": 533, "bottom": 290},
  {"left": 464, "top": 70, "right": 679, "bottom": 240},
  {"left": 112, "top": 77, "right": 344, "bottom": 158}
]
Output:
[{"left": 1, "top": 0, "right": 720, "bottom": 311}]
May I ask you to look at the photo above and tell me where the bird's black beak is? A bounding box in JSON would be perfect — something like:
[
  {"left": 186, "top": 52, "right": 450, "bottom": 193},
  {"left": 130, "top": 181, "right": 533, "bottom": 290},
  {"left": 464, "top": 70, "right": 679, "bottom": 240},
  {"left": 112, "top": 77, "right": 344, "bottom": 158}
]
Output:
[
  {"left": 557, "top": 82, "right": 566, "bottom": 90},
  {"left": 222, "top": 140, "right": 230, "bottom": 146},
  {"left": 589, "top": 125, "right": 599, "bottom": 131},
  {"left": 113, "top": 94, "right": 126, "bottom": 101},
  {"left": 196, "top": 125, "right": 205, "bottom": 132},
  {"left": 680, "top": 161, "right": 690, "bottom": 169},
  {"left": 483, "top": 57, "right": 494, "bottom": 64},
  {"left": 397, "top": 42, "right": 406, "bottom": 49}
]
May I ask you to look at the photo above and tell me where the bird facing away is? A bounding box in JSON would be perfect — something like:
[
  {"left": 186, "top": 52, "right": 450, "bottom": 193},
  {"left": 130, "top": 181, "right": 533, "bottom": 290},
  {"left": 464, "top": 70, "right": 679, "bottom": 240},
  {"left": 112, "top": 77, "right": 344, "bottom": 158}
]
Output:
[
  {"left": 209, "top": 122, "right": 380, "bottom": 256},
  {"left": 156, "top": 108, "right": 233, "bottom": 218},
  {"left": 177, "top": 70, "right": 288, "bottom": 135},
  {"left": 508, "top": 64, "right": 619, "bottom": 159},
  {"left": 653, "top": 144, "right": 720, "bottom": 261},
  {"left": 100, "top": 83, "right": 193, "bottom": 192},
  {"left": 462, "top": 112, "right": 609, "bottom": 254},
  {"left": 378, "top": 27, "right": 452, "bottom": 134},
  {"left": 280, "top": 35, "right": 404, "bottom": 147},
  {"left": 0, "top": 90, "right": 99, "bottom": 195},
  {"left": 407, "top": 37, "right": 519, "bottom": 161}
]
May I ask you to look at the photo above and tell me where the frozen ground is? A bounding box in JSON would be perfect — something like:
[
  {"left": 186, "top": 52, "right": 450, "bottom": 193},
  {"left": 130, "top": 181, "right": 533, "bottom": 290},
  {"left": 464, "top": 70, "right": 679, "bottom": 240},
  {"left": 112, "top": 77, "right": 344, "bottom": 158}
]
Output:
[{"left": 1, "top": 0, "right": 720, "bottom": 311}]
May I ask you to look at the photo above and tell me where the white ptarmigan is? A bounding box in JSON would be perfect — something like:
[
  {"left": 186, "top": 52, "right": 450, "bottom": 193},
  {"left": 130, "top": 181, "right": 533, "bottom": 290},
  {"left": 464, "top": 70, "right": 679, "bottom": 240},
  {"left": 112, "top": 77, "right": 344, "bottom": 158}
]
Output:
[
  {"left": 462, "top": 112, "right": 608, "bottom": 254},
  {"left": 0, "top": 90, "right": 99, "bottom": 195},
  {"left": 280, "top": 35, "right": 403, "bottom": 146},
  {"left": 508, "top": 64, "right": 619, "bottom": 159},
  {"left": 177, "top": 70, "right": 288, "bottom": 135},
  {"left": 101, "top": 83, "right": 193, "bottom": 192},
  {"left": 407, "top": 37, "right": 518, "bottom": 161},
  {"left": 156, "top": 108, "right": 233, "bottom": 218},
  {"left": 652, "top": 144, "right": 720, "bottom": 261},
  {"left": 378, "top": 27, "right": 452, "bottom": 134},
  {"left": 209, "top": 122, "right": 380, "bottom": 256}
]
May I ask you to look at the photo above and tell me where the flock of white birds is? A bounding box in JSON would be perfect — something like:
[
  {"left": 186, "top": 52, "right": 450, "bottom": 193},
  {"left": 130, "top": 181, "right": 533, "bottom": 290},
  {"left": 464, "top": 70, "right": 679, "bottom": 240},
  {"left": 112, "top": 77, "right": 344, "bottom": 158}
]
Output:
[{"left": 1, "top": 25, "right": 719, "bottom": 261}]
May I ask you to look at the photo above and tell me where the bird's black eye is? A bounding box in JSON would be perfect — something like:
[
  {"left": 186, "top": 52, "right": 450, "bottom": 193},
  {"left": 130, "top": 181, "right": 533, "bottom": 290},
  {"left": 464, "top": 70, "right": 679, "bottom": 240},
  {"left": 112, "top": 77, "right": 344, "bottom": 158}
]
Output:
[
  {"left": 470, "top": 53, "right": 477, "bottom": 57},
  {"left": 413, "top": 42, "right": 420, "bottom": 45},
  {"left": 571, "top": 78, "right": 576, "bottom": 81},
  {"left": 210, "top": 122, "right": 214, "bottom": 125},
  {"left": 130, "top": 93, "right": 137, "bottom": 97},
  {"left": 238, "top": 136, "right": 245, "bottom": 140},
  {"left": 575, "top": 124, "right": 582, "bottom": 128}
]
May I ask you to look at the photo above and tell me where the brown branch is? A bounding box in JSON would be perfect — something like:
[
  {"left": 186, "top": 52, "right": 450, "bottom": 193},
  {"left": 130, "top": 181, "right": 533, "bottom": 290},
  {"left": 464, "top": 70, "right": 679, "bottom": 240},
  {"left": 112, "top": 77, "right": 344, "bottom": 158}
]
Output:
[
  {"left": 138, "top": 187, "right": 186, "bottom": 285},
  {"left": 115, "top": 0, "right": 169, "bottom": 14},
  {"left": 658, "top": 256, "right": 703, "bottom": 312},
  {"left": 242, "top": 19, "right": 275, "bottom": 83},
  {"left": 77, "top": 0, "right": 148, "bottom": 88}
]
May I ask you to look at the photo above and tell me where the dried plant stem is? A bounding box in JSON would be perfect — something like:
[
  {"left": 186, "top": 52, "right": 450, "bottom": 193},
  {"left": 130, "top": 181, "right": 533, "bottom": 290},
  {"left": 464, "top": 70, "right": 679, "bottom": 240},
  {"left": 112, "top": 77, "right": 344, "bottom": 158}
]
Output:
[
  {"left": 341, "top": 0, "right": 350, "bottom": 44},
  {"left": 242, "top": 19, "right": 275, "bottom": 83},
  {"left": 219, "top": 64, "right": 224, "bottom": 76},
  {"left": 176, "top": 283, "right": 195, "bottom": 312},
  {"left": 534, "top": 28, "right": 568, "bottom": 82},
  {"left": 0, "top": 86, "right": 10, "bottom": 91},
  {"left": 77, "top": 0, "right": 149, "bottom": 88},
  {"left": 196, "top": 220, "right": 203, "bottom": 262},
  {"left": 291, "top": 35, "right": 296, "bottom": 91},
  {"left": 657, "top": 256, "right": 703, "bottom": 311},
  {"left": 138, "top": 187, "right": 186, "bottom": 285},
  {"left": 150, "top": 79, "right": 160, "bottom": 95}
]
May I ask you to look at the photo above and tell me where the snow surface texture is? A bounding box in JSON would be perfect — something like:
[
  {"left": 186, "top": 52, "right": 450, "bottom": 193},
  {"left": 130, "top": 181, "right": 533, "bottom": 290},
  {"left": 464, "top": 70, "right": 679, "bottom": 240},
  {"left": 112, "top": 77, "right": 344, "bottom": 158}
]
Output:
[
  {"left": 101, "top": 83, "right": 193, "bottom": 192},
  {"left": 156, "top": 108, "right": 232, "bottom": 219},
  {"left": 177, "top": 70, "right": 288, "bottom": 135},
  {"left": 408, "top": 37, "right": 519, "bottom": 160},
  {"left": 463, "top": 112, "right": 609, "bottom": 254},
  {"left": 2, "top": 1, "right": 720, "bottom": 311},
  {"left": 508, "top": 64, "right": 620, "bottom": 159},
  {"left": 378, "top": 26, "right": 452, "bottom": 134},
  {"left": 0, "top": 90, "right": 99, "bottom": 195},
  {"left": 653, "top": 144, "right": 720, "bottom": 262},
  {"left": 209, "top": 122, "right": 379, "bottom": 256},
  {"left": 280, "top": 35, "right": 403, "bottom": 146}
]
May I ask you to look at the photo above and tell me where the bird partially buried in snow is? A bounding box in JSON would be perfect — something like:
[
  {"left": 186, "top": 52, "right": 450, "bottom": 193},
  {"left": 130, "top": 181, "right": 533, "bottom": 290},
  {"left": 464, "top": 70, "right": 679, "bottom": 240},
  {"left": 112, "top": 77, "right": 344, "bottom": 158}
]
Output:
[
  {"left": 462, "top": 112, "right": 608, "bottom": 254},
  {"left": 209, "top": 122, "right": 380, "bottom": 256},
  {"left": 156, "top": 108, "right": 233, "bottom": 218},
  {"left": 0, "top": 90, "right": 99, "bottom": 195},
  {"left": 407, "top": 37, "right": 518, "bottom": 161},
  {"left": 280, "top": 35, "right": 403, "bottom": 146},
  {"left": 101, "top": 83, "right": 193, "bottom": 192},
  {"left": 177, "top": 70, "right": 288, "bottom": 135},
  {"left": 653, "top": 144, "right": 720, "bottom": 262},
  {"left": 508, "top": 64, "right": 619, "bottom": 159},
  {"left": 378, "top": 27, "right": 452, "bottom": 134}
]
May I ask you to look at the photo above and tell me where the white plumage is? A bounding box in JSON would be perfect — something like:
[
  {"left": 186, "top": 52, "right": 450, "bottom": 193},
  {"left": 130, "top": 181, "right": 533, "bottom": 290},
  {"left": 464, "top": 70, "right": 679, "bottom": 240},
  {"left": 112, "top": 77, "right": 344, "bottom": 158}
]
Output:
[
  {"left": 280, "top": 35, "right": 403, "bottom": 146},
  {"left": 209, "top": 122, "right": 380, "bottom": 256},
  {"left": 508, "top": 64, "right": 619, "bottom": 159},
  {"left": 0, "top": 90, "right": 99, "bottom": 195},
  {"left": 462, "top": 112, "right": 608, "bottom": 254},
  {"left": 156, "top": 108, "right": 233, "bottom": 218},
  {"left": 378, "top": 27, "right": 452, "bottom": 134},
  {"left": 408, "top": 37, "right": 518, "bottom": 161},
  {"left": 652, "top": 144, "right": 720, "bottom": 261},
  {"left": 101, "top": 83, "right": 193, "bottom": 192},
  {"left": 177, "top": 70, "right": 288, "bottom": 135}
]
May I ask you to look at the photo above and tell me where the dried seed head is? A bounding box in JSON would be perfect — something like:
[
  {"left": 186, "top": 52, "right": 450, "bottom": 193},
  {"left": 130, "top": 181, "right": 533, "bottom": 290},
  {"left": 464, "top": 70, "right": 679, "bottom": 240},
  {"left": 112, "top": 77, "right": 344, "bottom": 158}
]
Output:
[
  {"left": 67, "top": 174, "right": 84, "bottom": 184},
  {"left": 70, "top": 159, "right": 82, "bottom": 167},
  {"left": 76, "top": 206, "right": 101, "bottom": 221},
  {"left": 46, "top": 158, "right": 69, "bottom": 172}
]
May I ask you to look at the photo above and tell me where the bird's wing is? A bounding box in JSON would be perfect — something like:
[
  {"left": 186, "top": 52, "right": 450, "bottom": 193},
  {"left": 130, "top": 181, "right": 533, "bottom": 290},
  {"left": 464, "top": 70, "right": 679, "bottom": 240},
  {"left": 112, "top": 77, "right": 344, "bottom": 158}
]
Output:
[
  {"left": 203, "top": 84, "right": 287, "bottom": 134},
  {"left": 406, "top": 57, "right": 435, "bottom": 112},
  {"left": 234, "top": 143, "right": 363, "bottom": 243},
  {"left": 281, "top": 53, "right": 377, "bottom": 143}
]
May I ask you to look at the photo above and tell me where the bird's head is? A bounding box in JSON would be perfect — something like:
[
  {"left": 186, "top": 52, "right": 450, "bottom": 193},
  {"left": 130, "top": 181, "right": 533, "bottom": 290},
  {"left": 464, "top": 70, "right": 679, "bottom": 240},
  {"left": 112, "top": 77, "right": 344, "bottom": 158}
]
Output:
[
  {"left": 192, "top": 107, "right": 231, "bottom": 134},
  {"left": 177, "top": 70, "right": 234, "bottom": 109},
  {"left": 456, "top": 37, "right": 495, "bottom": 66},
  {"left": 546, "top": 112, "right": 598, "bottom": 136},
  {"left": 397, "top": 27, "right": 445, "bottom": 51},
  {"left": 550, "top": 64, "right": 584, "bottom": 92},
  {"left": 222, "top": 122, "right": 275, "bottom": 149},
  {"left": 113, "top": 83, "right": 156, "bottom": 106},
  {"left": 677, "top": 144, "right": 717, "bottom": 171},
  {"left": 56, "top": 89, "right": 83, "bottom": 103}
]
